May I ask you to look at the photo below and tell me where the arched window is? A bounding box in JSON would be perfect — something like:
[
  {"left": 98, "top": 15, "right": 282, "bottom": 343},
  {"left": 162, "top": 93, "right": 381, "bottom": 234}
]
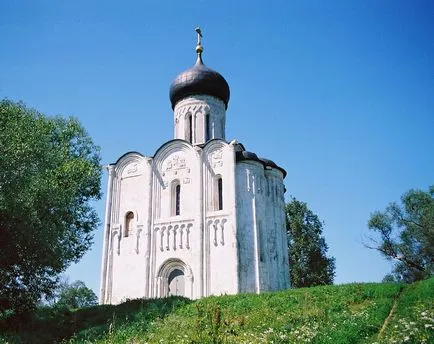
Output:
[
  {"left": 205, "top": 113, "right": 210, "bottom": 141},
  {"left": 217, "top": 177, "right": 223, "bottom": 210},
  {"left": 176, "top": 184, "right": 181, "bottom": 215},
  {"left": 172, "top": 181, "right": 181, "bottom": 216},
  {"left": 188, "top": 114, "right": 193, "bottom": 143},
  {"left": 125, "top": 211, "right": 134, "bottom": 237}
]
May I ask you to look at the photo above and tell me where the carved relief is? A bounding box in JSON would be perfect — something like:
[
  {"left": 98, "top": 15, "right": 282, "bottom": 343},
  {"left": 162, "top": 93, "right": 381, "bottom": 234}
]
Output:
[
  {"left": 211, "top": 149, "right": 223, "bottom": 168},
  {"left": 175, "top": 102, "right": 211, "bottom": 122},
  {"left": 208, "top": 217, "right": 227, "bottom": 247},
  {"left": 166, "top": 225, "right": 171, "bottom": 251},
  {"left": 212, "top": 149, "right": 222, "bottom": 160},
  {"left": 155, "top": 221, "right": 193, "bottom": 252},
  {"left": 173, "top": 225, "right": 179, "bottom": 250},
  {"left": 185, "top": 225, "right": 191, "bottom": 249},
  {"left": 135, "top": 224, "right": 144, "bottom": 254},
  {"left": 220, "top": 219, "right": 227, "bottom": 245},
  {"left": 111, "top": 225, "right": 121, "bottom": 255},
  {"left": 127, "top": 163, "right": 138, "bottom": 175},
  {"left": 164, "top": 155, "right": 188, "bottom": 172},
  {"left": 122, "top": 161, "right": 143, "bottom": 178}
]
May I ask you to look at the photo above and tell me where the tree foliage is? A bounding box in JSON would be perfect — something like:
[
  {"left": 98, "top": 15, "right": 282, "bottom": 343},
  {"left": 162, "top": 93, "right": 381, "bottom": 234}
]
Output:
[
  {"left": 285, "top": 198, "right": 335, "bottom": 288},
  {"left": 55, "top": 280, "right": 98, "bottom": 309},
  {"left": 367, "top": 186, "right": 434, "bottom": 283},
  {"left": 0, "top": 99, "right": 101, "bottom": 317}
]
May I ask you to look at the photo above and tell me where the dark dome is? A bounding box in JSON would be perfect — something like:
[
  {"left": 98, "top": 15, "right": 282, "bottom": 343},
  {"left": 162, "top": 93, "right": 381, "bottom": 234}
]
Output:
[
  {"left": 169, "top": 55, "right": 230, "bottom": 109},
  {"left": 259, "top": 157, "right": 278, "bottom": 169},
  {"left": 236, "top": 150, "right": 287, "bottom": 178}
]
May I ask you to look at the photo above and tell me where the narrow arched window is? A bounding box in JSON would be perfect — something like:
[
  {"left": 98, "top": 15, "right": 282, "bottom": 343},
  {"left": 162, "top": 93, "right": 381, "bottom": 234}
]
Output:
[
  {"left": 176, "top": 184, "right": 181, "bottom": 215},
  {"left": 205, "top": 113, "right": 210, "bottom": 141},
  {"left": 125, "top": 211, "right": 134, "bottom": 237},
  {"left": 217, "top": 177, "right": 223, "bottom": 210},
  {"left": 172, "top": 181, "right": 181, "bottom": 216},
  {"left": 188, "top": 114, "right": 193, "bottom": 143}
]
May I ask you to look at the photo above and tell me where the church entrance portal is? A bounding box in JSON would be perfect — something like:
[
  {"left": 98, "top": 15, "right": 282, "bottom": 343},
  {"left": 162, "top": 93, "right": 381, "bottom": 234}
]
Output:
[
  {"left": 156, "top": 259, "right": 193, "bottom": 298},
  {"left": 168, "top": 269, "right": 185, "bottom": 296}
]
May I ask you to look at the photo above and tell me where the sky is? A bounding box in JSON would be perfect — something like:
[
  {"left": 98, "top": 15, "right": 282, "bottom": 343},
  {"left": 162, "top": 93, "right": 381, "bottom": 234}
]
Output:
[{"left": 1, "top": 1, "right": 433, "bottom": 296}]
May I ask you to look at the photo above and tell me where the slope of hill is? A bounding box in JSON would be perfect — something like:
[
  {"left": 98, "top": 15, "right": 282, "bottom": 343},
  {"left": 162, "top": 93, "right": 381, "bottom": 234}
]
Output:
[{"left": 1, "top": 278, "right": 433, "bottom": 343}]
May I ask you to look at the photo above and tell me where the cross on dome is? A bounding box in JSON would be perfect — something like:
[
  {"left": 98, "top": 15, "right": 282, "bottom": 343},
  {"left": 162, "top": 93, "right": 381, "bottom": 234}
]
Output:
[
  {"left": 168, "top": 27, "right": 230, "bottom": 109},
  {"left": 195, "top": 27, "right": 204, "bottom": 55}
]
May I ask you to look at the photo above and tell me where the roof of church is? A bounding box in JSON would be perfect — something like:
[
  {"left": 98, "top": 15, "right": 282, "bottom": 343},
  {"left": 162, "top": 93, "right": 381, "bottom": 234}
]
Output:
[
  {"left": 111, "top": 142, "right": 286, "bottom": 178},
  {"left": 236, "top": 150, "right": 287, "bottom": 178},
  {"left": 169, "top": 31, "right": 230, "bottom": 109}
]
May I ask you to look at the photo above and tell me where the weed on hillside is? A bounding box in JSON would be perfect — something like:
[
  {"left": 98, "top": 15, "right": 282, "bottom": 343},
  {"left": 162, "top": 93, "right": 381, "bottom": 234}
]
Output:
[
  {"left": 0, "top": 279, "right": 432, "bottom": 343},
  {"left": 375, "top": 278, "right": 434, "bottom": 344}
]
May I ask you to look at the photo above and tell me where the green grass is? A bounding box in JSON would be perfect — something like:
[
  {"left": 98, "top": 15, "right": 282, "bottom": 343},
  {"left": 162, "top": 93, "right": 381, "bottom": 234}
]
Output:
[
  {"left": 376, "top": 278, "right": 434, "bottom": 344},
  {"left": 1, "top": 278, "right": 433, "bottom": 343}
]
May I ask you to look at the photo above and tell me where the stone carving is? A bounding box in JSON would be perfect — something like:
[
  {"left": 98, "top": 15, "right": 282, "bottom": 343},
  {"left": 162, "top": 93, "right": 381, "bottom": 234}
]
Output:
[
  {"left": 127, "top": 163, "right": 138, "bottom": 174},
  {"left": 165, "top": 155, "right": 187, "bottom": 172},
  {"left": 212, "top": 149, "right": 222, "bottom": 160},
  {"left": 111, "top": 225, "right": 121, "bottom": 255},
  {"left": 112, "top": 224, "right": 121, "bottom": 233},
  {"left": 155, "top": 222, "right": 193, "bottom": 252},
  {"left": 122, "top": 161, "right": 144, "bottom": 178},
  {"left": 186, "top": 225, "right": 191, "bottom": 249},
  {"left": 183, "top": 178, "right": 191, "bottom": 184},
  {"left": 135, "top": 224, "right": 144, "bottom": 254},
  {"left": 212, "top": 149, "right": 223, "bottom": 168},
  {"left": 166, "top": 225, "right": 171, "bottom": 251},
  {"left": 208, "top": 217, "right": 227, "bottom": 247}
]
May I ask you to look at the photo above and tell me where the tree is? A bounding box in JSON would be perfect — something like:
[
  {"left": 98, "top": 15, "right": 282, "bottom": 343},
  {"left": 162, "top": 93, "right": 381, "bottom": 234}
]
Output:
[
  {"left": 0, "top": 100, "right": 101, "bottom": 317},
  {"left": 285, "top": 198, "right": 335, "bottom": 288},
  {"left": 366, "top": 186, "right": 434, "bottom": 283},
  {"left": 55, "top": 280, "right": 98, "bottom": 309}
]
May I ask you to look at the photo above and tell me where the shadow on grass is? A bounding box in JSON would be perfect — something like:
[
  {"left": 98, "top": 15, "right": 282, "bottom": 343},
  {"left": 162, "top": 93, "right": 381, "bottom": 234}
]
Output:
[{"left": 1, "top": 296, "right": 192, "bottom": 344}]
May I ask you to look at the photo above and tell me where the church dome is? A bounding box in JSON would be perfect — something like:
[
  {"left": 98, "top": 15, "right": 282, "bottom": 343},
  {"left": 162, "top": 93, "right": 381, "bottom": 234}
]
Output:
[{"left": 169, "top": 49, "right": 230, "bottom": 109}]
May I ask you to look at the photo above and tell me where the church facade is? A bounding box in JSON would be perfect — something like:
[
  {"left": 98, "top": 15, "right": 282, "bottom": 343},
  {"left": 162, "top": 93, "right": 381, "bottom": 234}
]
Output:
[{"left": 99, "top": 31, "right": 290, "bottom": 304}]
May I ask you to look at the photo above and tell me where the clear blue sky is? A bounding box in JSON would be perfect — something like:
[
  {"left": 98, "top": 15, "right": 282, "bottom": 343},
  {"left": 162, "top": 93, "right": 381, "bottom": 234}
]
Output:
[{"left": 1, "top": 1, "right": 433, "bottom": 295}]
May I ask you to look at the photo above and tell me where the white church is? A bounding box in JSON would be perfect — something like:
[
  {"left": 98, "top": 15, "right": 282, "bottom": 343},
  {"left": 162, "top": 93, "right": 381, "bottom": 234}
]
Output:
[{"left": 99, "top": 29, "right": 290, "bottom": 304}]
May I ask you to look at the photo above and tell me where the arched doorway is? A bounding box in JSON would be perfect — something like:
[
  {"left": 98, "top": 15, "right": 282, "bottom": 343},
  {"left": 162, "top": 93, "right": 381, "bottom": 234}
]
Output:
[
  {"left": 168, "top": 269, "right": 185, "bottom": 296},
  {"left": 156, "top": 259, "right": 193, "bottom": 298}
]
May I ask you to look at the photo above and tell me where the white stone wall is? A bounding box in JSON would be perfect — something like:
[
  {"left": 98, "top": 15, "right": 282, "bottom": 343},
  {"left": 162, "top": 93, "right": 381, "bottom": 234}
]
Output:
[
  {"left": 203, "top": 140, "right": 238, "bottom": 296},
  {"left": 100, "top": 144, "right": 290, "bottom": 304},
  {"left": 235, "top": 161, "right": 290, "bottom": 294},
  {"left": 263, "top": 169, "right": 290, "bottom": 291},
  {"left": 100, "top": 140, "right": 244, "bottom": 303},
  {"left": 150, "top": 140, "right": 203, "bottom": 299},
  {"left": 235, "top": 160, "right": 262, "bottom": 293},
  {"left": 100, "top": 153, "right": 152, "bottom": 304}
]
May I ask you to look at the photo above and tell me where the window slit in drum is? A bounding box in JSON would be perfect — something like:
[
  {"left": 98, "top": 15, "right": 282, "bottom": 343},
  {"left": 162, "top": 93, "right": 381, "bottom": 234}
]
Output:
[
  {"left": 188, "top": 115, "right": 193, "bottom": 143},
  {"left": 218, "top": 177, "right": 223, "bottom": 210},
  {"left": 175, "top": 184, "right": 181, "bottom": 216},
  {"left": 205, "top": 113, "right": 210, "bottom": 141}
]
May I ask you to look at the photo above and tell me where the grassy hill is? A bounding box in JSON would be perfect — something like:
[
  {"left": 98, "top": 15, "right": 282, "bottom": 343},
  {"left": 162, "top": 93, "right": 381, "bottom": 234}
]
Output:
[{"left": 1, "top": 278, "right": 433, "bottom": 344}]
